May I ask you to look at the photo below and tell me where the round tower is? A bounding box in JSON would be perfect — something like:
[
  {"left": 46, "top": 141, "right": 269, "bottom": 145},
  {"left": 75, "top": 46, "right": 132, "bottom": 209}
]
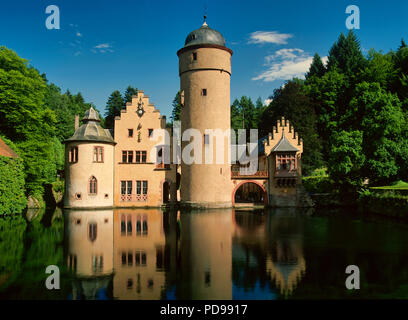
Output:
[
  {"left": 63, "top": 107, "right": 116, "bottom": 208},
  {"left": 177, "top": 16, "right": 233, "bottom": 208}
]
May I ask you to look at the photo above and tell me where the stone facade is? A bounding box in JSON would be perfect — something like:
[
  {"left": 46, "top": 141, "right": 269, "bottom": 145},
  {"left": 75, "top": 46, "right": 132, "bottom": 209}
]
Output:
[
  {"left": 113, "top": 91, "right": 177, "bottom": 208},
  {"left": 178, "top": 45, "right": 233, "bottom": 208}
]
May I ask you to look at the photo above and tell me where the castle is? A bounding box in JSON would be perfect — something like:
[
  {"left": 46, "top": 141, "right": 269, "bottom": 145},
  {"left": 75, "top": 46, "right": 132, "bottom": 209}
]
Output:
[{"left": 63, "top": 18, "right": 311, "bottom": 209}]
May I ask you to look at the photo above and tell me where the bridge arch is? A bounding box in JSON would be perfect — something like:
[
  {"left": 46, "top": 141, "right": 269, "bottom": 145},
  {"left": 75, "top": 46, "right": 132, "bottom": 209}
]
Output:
[{"left": 232, "top": 180, "right": 268, "bottom": 206}]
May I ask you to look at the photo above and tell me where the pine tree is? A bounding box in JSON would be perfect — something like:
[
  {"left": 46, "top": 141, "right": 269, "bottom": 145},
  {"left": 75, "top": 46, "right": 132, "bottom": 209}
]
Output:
[
  {"left": 104, "top": 90, "right": 124, "bottom": 129},
  {"left": 327, "top": 31, "right": 365, "bottom": 76},
  {"left": 124, "top": 85, "right": 138, "bottom": 103},
  {"left": 306, "top": 53, "right": 326, "bottom": 79},
  {"left": 170, "top": 91, "right": 181, "bottom": 123},
  {"left": 399, "top": 38, "right": 407, "bottom": 50}
]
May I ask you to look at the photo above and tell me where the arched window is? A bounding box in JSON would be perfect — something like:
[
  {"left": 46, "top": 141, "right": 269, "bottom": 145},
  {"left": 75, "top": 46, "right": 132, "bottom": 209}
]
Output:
[{"left": 89, "top": 176, "right": 97, "bottom": 195}]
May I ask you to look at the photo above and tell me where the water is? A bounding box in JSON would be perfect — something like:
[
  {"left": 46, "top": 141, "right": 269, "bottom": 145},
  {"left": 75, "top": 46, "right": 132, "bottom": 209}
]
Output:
[{"left": 0, "top": 207, "right": 407, "bottom": 300}]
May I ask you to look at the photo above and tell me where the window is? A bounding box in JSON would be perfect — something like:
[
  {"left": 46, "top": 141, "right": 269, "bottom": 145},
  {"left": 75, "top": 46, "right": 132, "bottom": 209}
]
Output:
[
  {"left": 157, "top": 147, "right": 163, "bottom": 163},
  {"left": 201, "top": 88, "right": 207, "bottom": 96},
  {"left": 69, "top": 146, "right": 78, "bottom": 163},
  {"left": 122, "top": 151, "right": 133, "bottom": 163},
  {"left": 128, "top": 151, "right": 133, "bottom": 163},
  {"left": 136, "top": 214, "right": 148, "bottom": 236},
  {"left": 135, "top": 180, "right": 148, "bottom": 195},
  {"left": 121, "top": 215, "right": 133, "bottom": 236},
  {"left": 204, "top": 134, "right": 210, "bottom": 145},
  {"left": 68, "top": 254, "right": 77, "bottom": 272},
  {"left": 276, "top": 153, "right": 296, "bottom": 171},
  {"left": 127, "top": 181, "right": 132, "bottom": 195},
  {"left": 192, "top": 52, "right": 197, "bottom": 60},
  {"left": 89, "top": 176, "right": 97, "bottom": 195},
  {"left": 127, "top": 215, "right": 132, "bottom": 235},
  {"left": 135, "top": 251, "right": 147, "bottom": 266},
  {"left": 92, "top": 255, "right": 103, "bottom": 273},
  {"left": 148, "top": 129, "right": 153, "bottom": 137},
  {"left": 93, "top": 146, "right": 103, "bottom": 163},
  {"left": 128, "top": 129, "right": 134, "bottom": 137},
  {"left": 88, "top": 223, "right": 97, "bottom": 242},
  {"left": 135, "top": 151, "right": 147, "bottom": 163}
]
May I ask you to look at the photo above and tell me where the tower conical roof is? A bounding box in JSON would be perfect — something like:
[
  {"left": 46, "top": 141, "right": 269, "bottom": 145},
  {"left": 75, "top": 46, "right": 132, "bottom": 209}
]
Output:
[{"left": 63, "top": 107, "right": 116, "bottom": 145}]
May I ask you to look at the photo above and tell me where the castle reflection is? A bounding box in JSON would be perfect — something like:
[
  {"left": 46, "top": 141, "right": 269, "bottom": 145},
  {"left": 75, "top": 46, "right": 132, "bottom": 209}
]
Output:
[{"left": 64, "top": 208, "right": 307, "bottom": 299}]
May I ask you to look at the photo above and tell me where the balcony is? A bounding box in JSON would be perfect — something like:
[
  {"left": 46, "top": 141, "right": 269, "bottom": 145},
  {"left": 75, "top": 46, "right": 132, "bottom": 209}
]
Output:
[
  {"left": 155, "top": 163, "right": 171, "bottom": 170},
  {"left": 274, "top": 169, "right": 298, "bottom": 178},
  {"left": 231, "top": 169, "right": 268, "bottom": 179}
]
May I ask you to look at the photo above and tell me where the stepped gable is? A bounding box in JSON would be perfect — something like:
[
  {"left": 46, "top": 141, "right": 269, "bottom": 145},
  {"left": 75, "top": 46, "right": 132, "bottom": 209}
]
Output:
[{"left": 262, "top": 117, "right": 303, "bottom": 156}]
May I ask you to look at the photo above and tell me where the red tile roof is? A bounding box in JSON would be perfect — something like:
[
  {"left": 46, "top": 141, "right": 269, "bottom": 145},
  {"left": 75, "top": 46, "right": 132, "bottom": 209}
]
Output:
[{"left": 0, "top": 138, "right": 18, "bottom": 158}]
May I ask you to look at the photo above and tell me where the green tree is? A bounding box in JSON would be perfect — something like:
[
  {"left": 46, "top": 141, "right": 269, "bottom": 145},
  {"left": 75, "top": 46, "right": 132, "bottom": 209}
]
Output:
[
  {"left": 259, "top": 80, "right": 324, "bottom": 175},
  {"left": 327, "top": 31, "right": 366, "bottom": 77},
  {"left": 170, "top": 91, "right": 181, "bottom": 123},
  {"left": 306, "top": 53, "right": 326, "bottom": 79},
  {"left": 327, "top": 130, "right": 365, "bottom": 191},
  {"left": 104, "top": 90, "right": 124, "bottom": 129},
  {"left": 0, "top": 47, "right": 57, "bottom": 197},
  {"left": 0, "top": 138, "right": 26, "bottom": 216},
  {"left": 349, "top": 82, "right": 406, "bottom": 184},
  {"left": 124, "top": 85, "right": 138, "bottom": 103}
]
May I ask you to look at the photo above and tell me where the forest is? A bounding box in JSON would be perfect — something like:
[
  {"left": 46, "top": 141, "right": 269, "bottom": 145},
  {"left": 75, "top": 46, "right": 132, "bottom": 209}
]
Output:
[{"left": 1, "top": 30, "right": 408, "bottom": 215}]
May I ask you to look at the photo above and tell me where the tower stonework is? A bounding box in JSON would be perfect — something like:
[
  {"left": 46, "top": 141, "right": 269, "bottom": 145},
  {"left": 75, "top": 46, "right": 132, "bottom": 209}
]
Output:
[
  {"left": 177, "top": 18, "right": 233, "bottom": 208},
  {"left": 64, "top": 107, "right": 116, "bottom": 208}
]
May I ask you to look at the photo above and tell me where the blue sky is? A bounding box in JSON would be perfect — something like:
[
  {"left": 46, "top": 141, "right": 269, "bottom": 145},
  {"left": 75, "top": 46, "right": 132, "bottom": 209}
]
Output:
[{"left": 1, "top": 0, "right": 407, "bottom": 118}]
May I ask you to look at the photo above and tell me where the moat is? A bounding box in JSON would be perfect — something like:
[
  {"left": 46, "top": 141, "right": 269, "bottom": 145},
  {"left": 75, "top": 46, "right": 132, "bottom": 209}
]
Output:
[{"left": 0, "top": 207, "right": 408, "bottom": 300}]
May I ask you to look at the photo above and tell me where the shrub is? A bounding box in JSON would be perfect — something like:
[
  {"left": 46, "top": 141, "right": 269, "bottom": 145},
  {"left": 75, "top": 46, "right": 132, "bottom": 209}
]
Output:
[
  {"left": 0, "top": 154, "right": 26, "bottom": 216},
  {"left": 302, "top": 175, "right": 334, "bottom": 194}
]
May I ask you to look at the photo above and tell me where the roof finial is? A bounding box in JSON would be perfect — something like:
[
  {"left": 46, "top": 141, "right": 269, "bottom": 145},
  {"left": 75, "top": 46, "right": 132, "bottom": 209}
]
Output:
[
  {"left": 203, "top": 4, "right": 208, "bottom": 27},
  {"left": 202, "top": 14, "right": 208, "bottom": 27}
]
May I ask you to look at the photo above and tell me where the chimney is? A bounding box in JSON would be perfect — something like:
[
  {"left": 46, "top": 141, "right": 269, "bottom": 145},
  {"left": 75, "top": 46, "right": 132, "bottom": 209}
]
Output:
[{"left": 74, "top": 115, "right": 79, "bottom": 131}]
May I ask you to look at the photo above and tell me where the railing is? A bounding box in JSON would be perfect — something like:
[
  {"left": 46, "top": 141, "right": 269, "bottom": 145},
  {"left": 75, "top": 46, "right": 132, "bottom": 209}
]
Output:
[
  {"left": 155, "top": 163, "right": 171, "bottom": 169},
  {"left": 274, "top": 170, "right": 298, "bottom": 178},
  {"left": 231, "top": 170, "right": 268, "bottom": 179},
  {"left": 120, "top": 194, "right": 148, "bottom": 202}
]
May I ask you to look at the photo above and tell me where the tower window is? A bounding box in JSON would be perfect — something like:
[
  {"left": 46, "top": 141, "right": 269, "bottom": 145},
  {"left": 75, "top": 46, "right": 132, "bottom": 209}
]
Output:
[
  {"left": 204, "top": 134, "right": 210, "bottom": 145},
  {"left": 69, "top": 146, "right": 78, "bottom": 163},
  {"left": 148, "top": 129, "right": 153, "bottom": 137},
  {"left": 201, "top": 88, "right": 207, "bottom": 96},
  {"left": 192, "top": 52, "right": 197, "bottom": 61},
  {"left": 128, "top": 129, "right": 134, "bottom": 137},
  {"left": 88, "top": 223, "right": 97, "bottom": 242},
  {"left": 89, "top": 176, "right": 97, "bottom": 195},
  {"left": 93, "top": 146, "right": 104, "bottom": 163}
]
